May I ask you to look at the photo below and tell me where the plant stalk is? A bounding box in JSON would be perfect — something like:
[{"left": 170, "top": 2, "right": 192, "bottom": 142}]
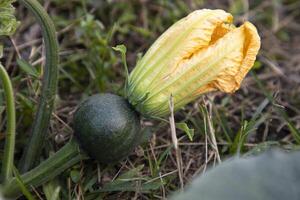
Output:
[
  {"left": 2, "top": 140, "right": 85, "bottom": 199},
  {"left": 0, "top": 64, "right": 16, "bottom": 182},
  {"left": 18, "top": 0, "right": 59, "bottom": 172}
]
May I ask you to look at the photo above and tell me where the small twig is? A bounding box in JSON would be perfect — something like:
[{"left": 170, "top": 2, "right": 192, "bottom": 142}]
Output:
[
  {"left": 159, "top": 172, "right": 166, "bottom": 199},
  {"left": 242, "top": 0, "right": 249, "bottom": 20},
  {"left": 207, "top": 101, "right": 221, "bottom": 163},
  {"left": 52, "top": 112, "right": 73, "bottom": 132},
  {"left": 183, "top": 159, "right": 193, "bottom": 176},
  {"left": 133, "top": 180, "right": 141, "bottom": 200},
  {"left": 31, "top": 185, "right": 43, "bottom": 200},
  {"left": 97, "top": 164, "right": 101, "bottom": 184},
  {"left": 194, "top": 153, "right": 214, "bottom": 178},
  {"left": 169, "top": 95, "right": 178, "bottom": 149},
  {"left": 152, "top": 142, "right": 258, "bottom": 150},
  {"left": 260, "top": 56, "right": 285, "bottom": 76},
  {"left": 68, "top": 178, "right": 71, "bottom": 200},
  {"left": 111, "top": 161, "right": 127, "bottom": 181},
  {"left": 145, "top": 170, "right": 178, "bottom": 184},
  {"left": 200, "top": 100, "right": 221, "bottom": 164},
  {"left": 203, "top": 105, "right": 208, "bottom": 174},
  {"left": 149, "top": 142, "right": 159, "bottom": 171},
  {"left": 5, "top": 38, "right": 41, "bottom": 51},
  {"left": 169, "top": 95, "right": 184, "bottom": 190},
  {"left": 76, "top": 184, "right": 83, "bottom": 200},
  {"left": 9, "top": 37, "right": 21, "bottom": 58}
]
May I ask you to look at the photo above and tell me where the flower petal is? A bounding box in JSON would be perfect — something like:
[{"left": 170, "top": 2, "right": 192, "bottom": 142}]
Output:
[
  {"left": 198, "top": 21, "right": 261, "bottom": 94},
  {"left": 209, "top": 23, "right": 235, "bottom": 45}
]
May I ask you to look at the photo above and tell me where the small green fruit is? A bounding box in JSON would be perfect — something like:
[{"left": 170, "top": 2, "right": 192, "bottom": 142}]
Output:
[{"left": 73, "top": 93, "right": 141, "bottom": 164}]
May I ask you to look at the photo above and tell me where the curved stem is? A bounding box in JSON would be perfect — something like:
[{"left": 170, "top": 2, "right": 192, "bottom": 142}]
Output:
[
  {"left": 18, "top": 0, "right": 59, "bottom": 172},
  {"left": 0, "top": 64, "right": 16, "bottom": 182},
  {"left": 2, "top": 140, "right": 85, "bottom": 199}
]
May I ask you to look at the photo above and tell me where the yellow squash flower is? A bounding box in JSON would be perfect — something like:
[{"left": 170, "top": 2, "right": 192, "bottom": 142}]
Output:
[{"left": 127, "top": 9, "right": 261, "bottom": 117}]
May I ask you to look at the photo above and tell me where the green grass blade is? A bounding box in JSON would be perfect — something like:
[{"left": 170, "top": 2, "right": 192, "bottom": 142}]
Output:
[{"left": 12, "top": 166, "right": 37, "bottom": 200}]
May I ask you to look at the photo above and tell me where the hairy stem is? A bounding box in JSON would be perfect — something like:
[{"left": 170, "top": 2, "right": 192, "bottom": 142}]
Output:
[
  {"left": 2, "top": 140, "right": 85, "bottom": 199},
  {"left": 0, "top": 64, "right": 16, "bottom": 182},
  {"left": 18, "top": 0, "right": 59, "bottom": 172}
]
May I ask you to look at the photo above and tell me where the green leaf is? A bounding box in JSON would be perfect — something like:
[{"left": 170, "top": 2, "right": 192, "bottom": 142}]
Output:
[
  {"left": 229, "top": 0, "right": 245, "bottom": 16},
  {"left": 43, "top": 179, "right": 61, "bottom": 200},
  {"left": 90, "top": 179, "right": 162, "bottom": 193},
  {"left": 112, "top": 44, "right": 129, "bottom": 96},
  {"left": 12, "top": 166, "right": 36, "bottom": 200},
  {"left": 176, "top": 122, "right": 194, "bottom": 141},
  {"left": 230, "top": 98, "right": 269, "bottom": 154},
  {"left": 0, "top": 45, "right": 3, "bottom": 58},
  {"left": 112, "top": 44, "right": 127, "bottom": 55},
  {"left": 252, "top": 60, "right": 263, "bottom": 70},
  {"left": 17, "top": 59, "right": 39, "bottom": 78},
  {"left": 85, "top": 178, "right": 163, "bottom": 200},
  {"left": 0, "top": 1, "right": 19, "bottom": 36},
  {"left": 112, "top": 45, "right": 128, "bottom": 75},
  {"left": 118, "top": 164, "right": 144, "bottom": 180},
  {"left": 83, "top": 176, "right": 98, "bottom": 192},
  {"left": 172, "top": 150, "right": 300, "bottom": 200},
  {"left": 0, "top": 0, "right": 19, "bottom": 64},
  {"left": 244, "top": 141, "right": 280, "bottom": 156},
  {"left": 70, "top": 170, "right": 81, "bottom": 183},
  {"left": 86, "top": 165, "right": 163, "bottom": 195}
]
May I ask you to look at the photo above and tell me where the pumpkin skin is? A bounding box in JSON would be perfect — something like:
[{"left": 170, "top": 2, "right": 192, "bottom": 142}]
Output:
[{"left": 73, "top": 93, "right": 141, "bottom": 164}]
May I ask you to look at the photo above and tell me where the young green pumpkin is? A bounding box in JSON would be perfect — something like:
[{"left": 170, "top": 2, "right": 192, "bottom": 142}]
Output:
[{"left": 73, "top": 94, "right": 141, "bottom": 164}]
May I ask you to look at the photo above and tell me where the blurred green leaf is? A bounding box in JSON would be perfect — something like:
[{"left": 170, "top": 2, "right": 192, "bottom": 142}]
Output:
[
  {"left": 17, "top": 59, "right": 39, "bottom": 78},
  {"left": 112, "top": 44, "right": 126, "bottom": 55},
  {"left": 70, "top": 170, "right": 81, "bottom": 183},
  {"left": 91, "top": 180, "right": 162, "bottom": 193},
  {"left": 112, "top": 44, "right": 129, "bottom": 95},
  {"left": 0, "top": 45, "right": 3, "bottom": 58},
  {"left": 43, "top": 179, "right": 61, "bottom": 200},
  {"left": 112, "top": 44, "right": 128, "bottom": 77},
  {"left": 230, "top": 98, "right": 269, "bottom": 154},
  {"left": 129, "top": 25, "right": 152, "bottom": 37},
  {"left": 229, "top": 120, "right": 249, "bottom": 154},
  {"left": 17, "top": 93, "right": 34, "bottom": 110},
  {"left": 0, "top": 0, "right": 19, "bottom": 63},
  {"left": 87, "top": 165, "right": 163, "bottom": 194},
  {"left": 229, "top": 0, "right": 245, "bottom": 16},
  {"left": 244, "top": 141, "right": 280, "bottom": 156},
  {"left": 252, "top": 60, "right": 263, "bottom": 70},
  {"left": 0, "top": 0, "right": 19, "bottom": 36},
  {"left": 12, "top": 166, "right": 36, "bottom": 200},
  {"left": 117, "top": 164, "right": 144, "bottom": 180},
  {"left": 83, "top": 176, "right": 97, "bottom": 192},
  {"left": 176, "top": 122, "right": 194, "bottom": 141},
  {"left": 172, "top": 150, "right": 300, "bottom": 200},
  {"left": 276, "top": 30, "right": 290, "bottom": 42}
]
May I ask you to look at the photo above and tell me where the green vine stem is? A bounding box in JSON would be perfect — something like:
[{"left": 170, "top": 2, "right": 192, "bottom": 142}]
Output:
[
  {"left": 18, "top": 0, "right": 59, "bottom": 172},
  {"left": 2, "top": 140, "right": 85, "bottom": 198},
  {"left": 0, "top": 64, "right": 16, "bottom": 182}
]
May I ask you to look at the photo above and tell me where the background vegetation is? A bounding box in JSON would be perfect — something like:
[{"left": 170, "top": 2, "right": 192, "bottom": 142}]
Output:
[{"left": 1, "top": 0, "right": 300, "bottom": 199}]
